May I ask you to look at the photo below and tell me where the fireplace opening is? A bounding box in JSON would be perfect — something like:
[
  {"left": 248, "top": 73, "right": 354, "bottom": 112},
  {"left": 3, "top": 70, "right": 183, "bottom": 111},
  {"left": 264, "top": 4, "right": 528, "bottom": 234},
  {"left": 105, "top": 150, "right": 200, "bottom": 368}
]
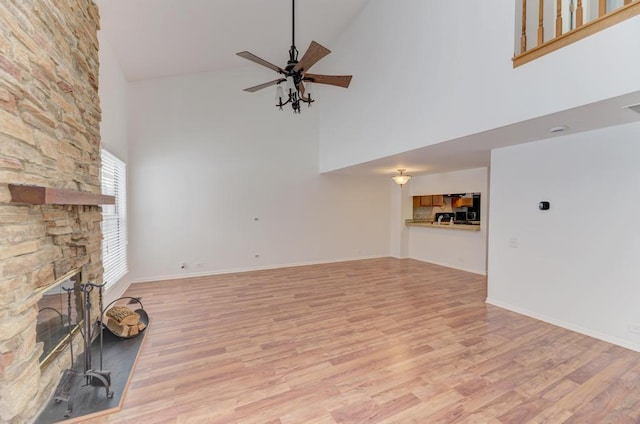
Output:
[{"left": 36, "top": 269, "right": 83, "bottom": 369}]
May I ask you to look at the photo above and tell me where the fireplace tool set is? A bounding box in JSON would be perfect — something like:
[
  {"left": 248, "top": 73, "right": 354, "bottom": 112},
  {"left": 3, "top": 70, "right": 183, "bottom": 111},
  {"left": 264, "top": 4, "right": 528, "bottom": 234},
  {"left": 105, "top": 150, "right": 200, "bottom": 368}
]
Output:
[{"left": 54, "top": 282, "right": 113, "bottom": 417}]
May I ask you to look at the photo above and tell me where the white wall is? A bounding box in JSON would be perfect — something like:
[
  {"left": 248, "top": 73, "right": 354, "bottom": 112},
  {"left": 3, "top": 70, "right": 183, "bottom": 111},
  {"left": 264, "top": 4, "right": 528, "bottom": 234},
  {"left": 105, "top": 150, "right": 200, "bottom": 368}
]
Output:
[
  {"left": 98, "top": 32, "right": 130, "bottom": 302},
  {"left": 389, "top": 181, "right": 411, "bottom": 259},
  {"left": 127, "top": 67, "right": 391, "bottom": 282},
  {"left": 487, "top": 121, "right": 640, "bottom": 351},
  {"left": 317, "top": 0, "right": 640, "bottom": 172},
  {"left": 98, "top": 33, "right": 128, "bottom": 162},
  {"left": 405, "top": 168, "right": 489, "bottom": 275}
]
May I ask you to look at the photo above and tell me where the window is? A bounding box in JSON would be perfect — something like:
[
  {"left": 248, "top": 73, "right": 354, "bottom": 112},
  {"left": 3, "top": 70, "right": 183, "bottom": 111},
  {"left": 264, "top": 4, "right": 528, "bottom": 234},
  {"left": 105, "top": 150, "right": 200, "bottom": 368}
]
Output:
[{"left": 101, "top": 149, "right": 128, "bottom": 288}]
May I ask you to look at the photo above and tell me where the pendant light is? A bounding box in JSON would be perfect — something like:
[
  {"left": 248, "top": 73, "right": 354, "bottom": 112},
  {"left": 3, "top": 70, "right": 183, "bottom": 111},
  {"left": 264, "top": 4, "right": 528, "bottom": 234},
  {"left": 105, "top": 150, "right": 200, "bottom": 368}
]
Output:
[{"left": 392, "top": 169, "right": 412, "bottom": 186}]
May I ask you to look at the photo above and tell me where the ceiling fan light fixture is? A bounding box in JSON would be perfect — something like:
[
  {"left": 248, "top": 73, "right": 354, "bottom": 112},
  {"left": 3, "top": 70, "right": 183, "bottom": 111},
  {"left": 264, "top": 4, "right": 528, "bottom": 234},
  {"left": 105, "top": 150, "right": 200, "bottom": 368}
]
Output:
[
  {"left": 236, "top": 0, "right": 352, "bottom": 114},
  {"left": 285, "top": 76, "right": 295, "bottom": 93},
  {"left": 392, "top": 169, "right": 412, "bottom": 186}
]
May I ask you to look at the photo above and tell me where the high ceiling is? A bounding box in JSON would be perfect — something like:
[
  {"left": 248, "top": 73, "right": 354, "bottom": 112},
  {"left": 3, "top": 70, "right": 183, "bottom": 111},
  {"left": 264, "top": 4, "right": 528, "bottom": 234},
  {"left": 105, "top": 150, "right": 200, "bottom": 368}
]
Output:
[
  {"left": 95, "top": 0, "right": 369, "bottom": 81},
  {"left": 96, "top": 0, "right": 640, "bottom": 176}
]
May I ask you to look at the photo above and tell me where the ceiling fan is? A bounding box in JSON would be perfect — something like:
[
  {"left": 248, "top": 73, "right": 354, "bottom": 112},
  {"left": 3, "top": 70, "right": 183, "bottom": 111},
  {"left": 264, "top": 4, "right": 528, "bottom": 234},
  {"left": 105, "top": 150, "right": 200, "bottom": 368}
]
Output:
[{"left": 236, "top": 0, "right": 352, "bottom": 114}]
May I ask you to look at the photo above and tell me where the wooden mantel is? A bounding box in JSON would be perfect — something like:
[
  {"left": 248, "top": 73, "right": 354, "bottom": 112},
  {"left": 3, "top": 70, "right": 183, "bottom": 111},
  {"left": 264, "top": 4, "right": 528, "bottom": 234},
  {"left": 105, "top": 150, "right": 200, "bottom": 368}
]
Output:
[{"left": 8, "top": 184, "right": 115, "bottom": 205}]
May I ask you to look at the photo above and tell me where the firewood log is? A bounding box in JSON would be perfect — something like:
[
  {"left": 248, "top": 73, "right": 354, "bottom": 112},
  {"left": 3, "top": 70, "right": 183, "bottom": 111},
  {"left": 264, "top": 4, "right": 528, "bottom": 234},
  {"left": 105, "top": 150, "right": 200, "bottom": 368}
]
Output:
[
  {"left": 106, "top": 317, "right": 130, "bottom": 338},
  {"left": 128, "top": 325, "right": 139, "bottom": 337},
  {"left": 106, "top": 306, "right": 140, "bottom": 326}
]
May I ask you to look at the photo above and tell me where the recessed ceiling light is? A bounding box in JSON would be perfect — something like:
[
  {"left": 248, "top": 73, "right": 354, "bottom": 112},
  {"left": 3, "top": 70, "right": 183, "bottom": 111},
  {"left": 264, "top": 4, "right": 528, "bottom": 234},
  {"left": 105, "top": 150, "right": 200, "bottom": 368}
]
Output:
[{"left": 549, "top": 125, "right": 568, "bottom": 133}]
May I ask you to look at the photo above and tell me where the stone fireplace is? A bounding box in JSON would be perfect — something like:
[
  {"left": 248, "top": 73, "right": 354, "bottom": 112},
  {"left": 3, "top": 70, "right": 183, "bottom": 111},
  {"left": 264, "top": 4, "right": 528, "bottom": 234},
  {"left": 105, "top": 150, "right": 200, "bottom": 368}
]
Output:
[{"left": 0, "top": 1, "right": 105, "bottom": 422}]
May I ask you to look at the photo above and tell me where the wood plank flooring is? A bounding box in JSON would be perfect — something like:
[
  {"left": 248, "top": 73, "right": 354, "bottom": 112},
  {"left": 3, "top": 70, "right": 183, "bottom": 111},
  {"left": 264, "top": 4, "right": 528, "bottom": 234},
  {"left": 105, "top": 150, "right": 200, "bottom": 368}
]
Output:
[{"left": 83, "top": 258, "right": 640, "bottom": 423}]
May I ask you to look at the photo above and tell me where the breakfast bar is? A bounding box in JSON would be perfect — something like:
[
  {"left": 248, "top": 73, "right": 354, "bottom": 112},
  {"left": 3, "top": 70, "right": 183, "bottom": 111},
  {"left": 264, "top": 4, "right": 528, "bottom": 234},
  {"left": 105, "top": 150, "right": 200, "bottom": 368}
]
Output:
[{"left": 405, "top": 220, "right": 481, "bottom": 231}]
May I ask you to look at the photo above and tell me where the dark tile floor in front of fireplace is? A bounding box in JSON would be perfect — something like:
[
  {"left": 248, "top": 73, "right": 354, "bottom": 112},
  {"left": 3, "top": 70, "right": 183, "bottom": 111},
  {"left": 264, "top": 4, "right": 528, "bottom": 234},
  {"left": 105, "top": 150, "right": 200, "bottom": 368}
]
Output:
[{"left": 35, "top": 320, "right": 147, "bottom": 423}]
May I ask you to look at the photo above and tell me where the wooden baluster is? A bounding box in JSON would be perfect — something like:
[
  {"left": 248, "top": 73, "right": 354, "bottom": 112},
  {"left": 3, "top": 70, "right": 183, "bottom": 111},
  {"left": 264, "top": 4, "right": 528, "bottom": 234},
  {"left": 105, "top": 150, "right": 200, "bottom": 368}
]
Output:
[
  {"left": 538, "top": 0, "right": 544, "bottom": 45},
  {"left": 599, "top": 0, "right": 606, "bottom": 16},
  {"left": 624, "top": 0, "right": 631, "bottom": 4},
  {"left": 556, "top": 0, "right": 563, "bottom": 37},
  {"left": 577, "top": 0, "right": 584, "bottom": 27},
  {"left": 521, "top": 0, "right": 528, "bottom": 53}
]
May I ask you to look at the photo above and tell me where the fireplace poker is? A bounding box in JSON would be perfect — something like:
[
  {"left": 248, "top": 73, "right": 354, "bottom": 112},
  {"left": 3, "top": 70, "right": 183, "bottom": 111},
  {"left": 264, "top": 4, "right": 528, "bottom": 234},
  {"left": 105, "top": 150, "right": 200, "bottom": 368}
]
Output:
[
  {"left": 98, "top": 283, "right": 104, "bottom": 372},
  {"left": 62, "top": 285, "right": 75, "bottom": 369},
  {"left": 80, "top": 282, "right": 113, "bottom": 399}
]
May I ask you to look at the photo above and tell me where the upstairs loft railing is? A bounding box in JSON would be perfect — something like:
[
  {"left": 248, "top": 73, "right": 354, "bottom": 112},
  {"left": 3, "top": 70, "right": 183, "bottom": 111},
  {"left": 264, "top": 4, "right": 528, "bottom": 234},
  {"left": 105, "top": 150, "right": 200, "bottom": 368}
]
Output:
[{"left": 513, "top": 0, "right": 640, "bottom": 66}]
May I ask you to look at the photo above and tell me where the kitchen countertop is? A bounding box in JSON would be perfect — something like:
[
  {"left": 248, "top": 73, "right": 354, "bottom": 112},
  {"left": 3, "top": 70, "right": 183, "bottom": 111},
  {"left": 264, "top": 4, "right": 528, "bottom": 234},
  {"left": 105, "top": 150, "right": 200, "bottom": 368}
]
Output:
[{"left": 405, "top": 220, "right": 481, "bottom": 231}]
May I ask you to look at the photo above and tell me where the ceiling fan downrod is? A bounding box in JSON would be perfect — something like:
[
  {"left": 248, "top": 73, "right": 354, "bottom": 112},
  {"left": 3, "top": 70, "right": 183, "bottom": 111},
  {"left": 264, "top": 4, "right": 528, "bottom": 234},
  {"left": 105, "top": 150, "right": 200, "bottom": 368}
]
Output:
[
  {"left": 279, "top": 0, "right": 310, "bottom": 113},
  {"left": 288, "top": 0, "right": 298, "bottom": 65}
]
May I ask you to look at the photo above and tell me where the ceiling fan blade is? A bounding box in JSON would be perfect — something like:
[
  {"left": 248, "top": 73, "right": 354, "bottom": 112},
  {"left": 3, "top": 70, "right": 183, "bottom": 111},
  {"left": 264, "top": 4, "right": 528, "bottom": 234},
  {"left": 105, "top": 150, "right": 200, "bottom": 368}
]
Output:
[
  {"left": 236, "top": 51, "right": 285, "bottom": 74},
  {"left": 304, "top": 74, "right": 352, "bottom": 88},
  {"left": 243, "top": 78, "right": 286, "bottom": 93},
  {"left": 293, "top": 41, "right": 331, "bottom": 72}
]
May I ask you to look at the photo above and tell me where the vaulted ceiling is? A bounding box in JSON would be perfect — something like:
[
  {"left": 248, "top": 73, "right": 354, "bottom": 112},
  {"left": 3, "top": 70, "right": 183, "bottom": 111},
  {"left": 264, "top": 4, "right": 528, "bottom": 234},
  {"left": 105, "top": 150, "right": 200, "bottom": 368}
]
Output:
[
  {"left": 95, "top": 0, "right": 369, "bottom": 81},
  {"left": 96, "top": 0, "right": 640, "bottom": 176}
]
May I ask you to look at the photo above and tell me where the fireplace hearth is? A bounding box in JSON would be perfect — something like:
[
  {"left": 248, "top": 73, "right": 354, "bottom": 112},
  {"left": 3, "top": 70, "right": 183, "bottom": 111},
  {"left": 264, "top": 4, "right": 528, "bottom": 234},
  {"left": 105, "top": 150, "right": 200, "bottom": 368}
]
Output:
[{"left": 34, "top": 298, "right": 149, "bottom": 423}]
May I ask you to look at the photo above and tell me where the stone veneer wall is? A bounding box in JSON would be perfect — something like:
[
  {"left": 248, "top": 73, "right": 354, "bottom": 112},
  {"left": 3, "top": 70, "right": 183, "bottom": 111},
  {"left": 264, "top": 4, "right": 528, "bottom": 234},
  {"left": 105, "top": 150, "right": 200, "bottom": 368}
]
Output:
[{"left": 0, "top": 1, "right": 103, "bottom": 422}]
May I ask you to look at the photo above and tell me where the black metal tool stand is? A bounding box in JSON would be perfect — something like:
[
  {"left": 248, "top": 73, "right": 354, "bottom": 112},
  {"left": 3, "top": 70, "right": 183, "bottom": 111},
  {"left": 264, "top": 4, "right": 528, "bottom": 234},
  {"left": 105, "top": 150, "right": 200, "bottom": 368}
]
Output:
[
  {"left": 79, "top": 283, "right": 113, "bottom": 401},
  {"left": 53, "top": 285, "right": 78, "bottom": 417}
]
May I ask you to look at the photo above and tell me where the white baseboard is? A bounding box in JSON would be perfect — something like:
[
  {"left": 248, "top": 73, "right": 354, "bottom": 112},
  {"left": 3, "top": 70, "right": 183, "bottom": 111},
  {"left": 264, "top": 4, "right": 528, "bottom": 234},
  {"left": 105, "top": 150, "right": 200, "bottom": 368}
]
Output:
[
  {"left": 409, "top": 257, "right": 487, "bottom": 276},
  {"left": 486, "top": 297, "right": 640, "bottom": 353},
  {"left": 129, "top": 255, "right": 386, "bottom": 284}
]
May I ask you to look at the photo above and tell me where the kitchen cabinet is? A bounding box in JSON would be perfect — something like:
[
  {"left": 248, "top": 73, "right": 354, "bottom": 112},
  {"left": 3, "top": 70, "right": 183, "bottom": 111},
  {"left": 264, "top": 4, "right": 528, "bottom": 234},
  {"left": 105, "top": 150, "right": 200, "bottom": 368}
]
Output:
[
  {"left": 413, "top": 195, "right": 444, "bottom": 207},
  {"left": 419, "top": 196, "right": 433, "bottom": 207},
  {"left": 431, "top": 195, "right": 444, "bottom": 207},
  {"left": 452, "top": 197, "right": 473, "bottom": 208}
]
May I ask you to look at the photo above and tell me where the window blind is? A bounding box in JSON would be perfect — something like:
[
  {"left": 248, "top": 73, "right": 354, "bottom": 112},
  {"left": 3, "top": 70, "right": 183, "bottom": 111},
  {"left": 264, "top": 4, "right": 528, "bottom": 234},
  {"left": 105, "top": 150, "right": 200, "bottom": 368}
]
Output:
[{"left": 101, "top": 149, "right": 128, "bottom": 288}]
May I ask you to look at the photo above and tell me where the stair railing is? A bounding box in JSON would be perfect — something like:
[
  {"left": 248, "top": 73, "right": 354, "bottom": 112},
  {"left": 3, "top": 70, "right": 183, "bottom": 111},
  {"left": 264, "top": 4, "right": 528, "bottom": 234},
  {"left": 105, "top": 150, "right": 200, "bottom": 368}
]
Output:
[{"left": 514, "top": 0, "right": 640, "bottom": 67}]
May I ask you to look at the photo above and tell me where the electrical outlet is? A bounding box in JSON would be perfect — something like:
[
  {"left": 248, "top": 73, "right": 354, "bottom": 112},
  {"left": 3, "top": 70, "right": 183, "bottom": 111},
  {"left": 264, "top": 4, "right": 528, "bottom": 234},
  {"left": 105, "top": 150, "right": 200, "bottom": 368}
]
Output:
[
  {"left": 196, "top": 263, "right": 204, "bottom": 268},
  {"left": 629, "top": 323, "right": 640, "bottom": 334}
]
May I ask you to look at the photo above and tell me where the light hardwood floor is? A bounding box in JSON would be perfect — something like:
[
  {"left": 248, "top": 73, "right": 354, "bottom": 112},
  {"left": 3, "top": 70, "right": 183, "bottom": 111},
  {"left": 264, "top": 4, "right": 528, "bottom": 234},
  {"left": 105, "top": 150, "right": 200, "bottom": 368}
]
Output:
[{"left": 85, "top": 258, "right": 640, "bottom": 423}]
